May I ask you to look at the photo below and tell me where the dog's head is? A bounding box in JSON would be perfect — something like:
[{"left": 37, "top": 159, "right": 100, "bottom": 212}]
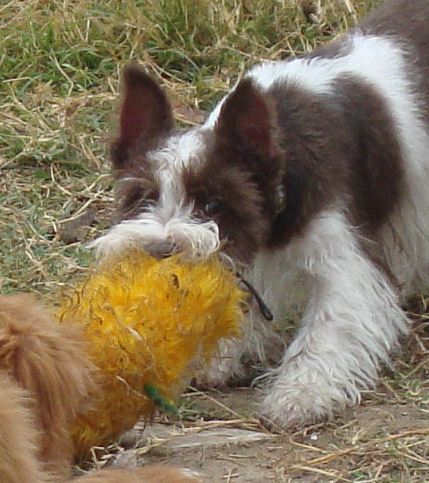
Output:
[{"left": 94, "top": 63, "right": 286, "bottom": 265}]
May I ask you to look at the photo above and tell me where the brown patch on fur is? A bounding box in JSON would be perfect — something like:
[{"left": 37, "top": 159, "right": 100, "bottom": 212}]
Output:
[
  {"left": 0, "top": 294, "right": 97, "bottom": 478},
  {"left": 185, "top": 80, "right": 286, "bottom": 263},
  {"left": 185, "top": 159, "right": 269, "bottom": 263},
  {"left": 333, "top": 76, "right": 405, "bottom": 232},
  {"left": 266, "top": 73, "right": 404, "bottom": 247},
  {"left": 266, "top": 83, "right": 352, "bottom": 247},
  {"left": 307, "top": 0, "right": 429, "bottom": 135},
  {"left": 112, "top": 176, "right": 160, "bottom": 224}
]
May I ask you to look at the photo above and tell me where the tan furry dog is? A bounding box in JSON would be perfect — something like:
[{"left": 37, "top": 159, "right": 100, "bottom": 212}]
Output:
[
  {"left": 0, "top": 293, "right": 96, "bottom": 478},
  {"left": 0, "top": 294, "right": 200, "bottom": 483},
  {"left": 75, "top": 467, "right": 201, "bottom": 483},
  {"left": 0, "top": 372, "right": 53, "bottom": 483}
]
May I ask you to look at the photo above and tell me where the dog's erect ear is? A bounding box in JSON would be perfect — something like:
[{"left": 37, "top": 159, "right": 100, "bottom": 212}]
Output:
[
  {"left": 111, "top": 63, "right": 175, "bottom": 169},
  {"left": 215, "top": 78, "right": 279, "bottom": 160}
]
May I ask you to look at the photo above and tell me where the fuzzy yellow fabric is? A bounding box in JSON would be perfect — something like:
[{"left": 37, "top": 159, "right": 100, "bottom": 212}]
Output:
[{"left": 57, "top": 251, "right": 247, "bottom": 457}]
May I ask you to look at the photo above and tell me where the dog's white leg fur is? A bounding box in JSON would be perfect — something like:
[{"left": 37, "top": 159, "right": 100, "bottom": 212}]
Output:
[
  {"left": 197, "top": 303, "right": 283, "bottom": 386},
  {"left": 198, "top": 337, "right": 247, "bottom": 386},
  {"left": 259, "top": 209, "right": 409, "bottom": 426}
]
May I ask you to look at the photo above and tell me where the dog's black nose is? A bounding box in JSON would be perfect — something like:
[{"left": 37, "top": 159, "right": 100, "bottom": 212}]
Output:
[{"left": 145, "top": 240, "right": 176, "bottom": 259}]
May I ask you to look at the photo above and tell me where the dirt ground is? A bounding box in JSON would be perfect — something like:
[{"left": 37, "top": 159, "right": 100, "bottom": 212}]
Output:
[{"left": 86, "top": 367, "right": 428, "bottom": 483}]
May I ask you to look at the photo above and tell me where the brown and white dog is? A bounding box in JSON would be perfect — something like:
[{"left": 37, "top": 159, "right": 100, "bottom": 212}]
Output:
[
  {"left": 0, "top": 294, "right": 200, "bottom": 483},
  {"left": 93, "top": 0, "right": 429, "bottom": 427}
]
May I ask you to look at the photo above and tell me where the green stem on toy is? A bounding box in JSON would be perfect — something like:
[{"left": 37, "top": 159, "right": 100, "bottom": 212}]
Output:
[{"left": 144, "top": 384, "right": 178, "bottom": 415}]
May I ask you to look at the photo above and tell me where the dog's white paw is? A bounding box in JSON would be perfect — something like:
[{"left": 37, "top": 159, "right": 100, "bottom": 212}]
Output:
[
  {"left": 260, "top": 366, "right": 356, "bottom": 428},
  {"left": 262, "top": 384, "right": 335, "bottom": 428},
  {"left": 195, "top": 361, "right": 242, "bottom": 388},
  {"left": 195, "top": 339, "right": 245, "bottom": 387}
]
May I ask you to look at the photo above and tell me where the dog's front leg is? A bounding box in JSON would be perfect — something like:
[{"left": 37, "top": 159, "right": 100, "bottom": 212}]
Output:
[
  {"left": 195, "top": 336, "right": 247, "bottom": 387},
  {"left": 196, "top": 310, "right": 279, "bottom": 387},
  {"left": 261, "top": 211, "right": 409, "bottom": 428}
]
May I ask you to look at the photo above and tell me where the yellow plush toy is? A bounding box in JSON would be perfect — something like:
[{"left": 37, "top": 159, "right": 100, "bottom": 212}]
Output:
[{"left": 57, "top": 250, "right": 247, "bottom": 457}]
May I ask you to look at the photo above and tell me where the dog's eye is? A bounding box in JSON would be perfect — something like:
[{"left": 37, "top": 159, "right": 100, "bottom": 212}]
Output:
[{"left": 204, "top": 200, "right": 221, "bottom": 215}]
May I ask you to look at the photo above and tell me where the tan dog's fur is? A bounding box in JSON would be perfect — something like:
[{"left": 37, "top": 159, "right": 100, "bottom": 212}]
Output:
[
  {"left": 0, "top": 294, "right": 200, "bottom": 483},
  {"left": 75, "top": 467, "right": 200, "bottom": 483},
  {"left": 0, "top": 294, "right": 97, "bottom": 478},
  {"left": 0, "top": 372, "right": 54, "bottom": 483}
]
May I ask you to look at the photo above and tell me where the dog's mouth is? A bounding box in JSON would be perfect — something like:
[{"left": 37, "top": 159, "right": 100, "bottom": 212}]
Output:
[
  {"left": 139, "top": 240, "right": 273, "bottom": 320},
  {"left": 236, "top": 273, "right": 274, "bottom": 321}
]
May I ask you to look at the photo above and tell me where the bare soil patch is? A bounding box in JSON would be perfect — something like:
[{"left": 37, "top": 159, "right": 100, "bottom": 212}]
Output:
[{"left": 83, "top": 362, "right": 428, "bottom": 482}]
